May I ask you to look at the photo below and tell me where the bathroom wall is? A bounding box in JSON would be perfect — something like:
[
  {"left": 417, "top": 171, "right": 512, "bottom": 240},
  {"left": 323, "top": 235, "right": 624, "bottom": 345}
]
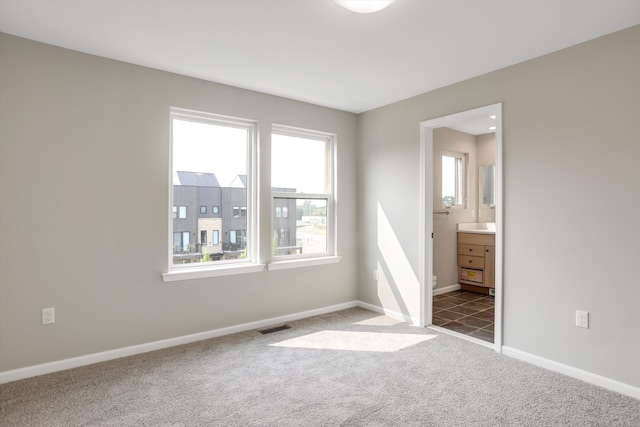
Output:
[
  {"left": 432, "top": 128, "right": 477, "bottom": 290},
  {"left": 476, "top": 133, "right": 496, "bottom": 223}
]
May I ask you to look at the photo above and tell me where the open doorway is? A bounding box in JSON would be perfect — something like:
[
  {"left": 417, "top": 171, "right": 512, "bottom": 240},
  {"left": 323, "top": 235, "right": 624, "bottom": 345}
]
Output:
[{"left": 419, "top": 104, "right": 503, "bottom": 352}]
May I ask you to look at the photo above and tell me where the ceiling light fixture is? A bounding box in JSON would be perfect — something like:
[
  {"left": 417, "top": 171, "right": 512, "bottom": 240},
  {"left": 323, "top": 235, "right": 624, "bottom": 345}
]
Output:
[{"left": 335, "top": 0, "right": 395, "bottom": 14}]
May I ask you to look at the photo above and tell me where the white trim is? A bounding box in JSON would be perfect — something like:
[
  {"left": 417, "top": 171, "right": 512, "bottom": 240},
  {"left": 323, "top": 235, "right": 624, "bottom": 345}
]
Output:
[
  {"left": 162, "top": 263, "right": 266, "bottom": 282},
  {"left": 418, "top": 121, "right": 431, "bottom": 327},
  {"left": 419, "top": 103, "right": 503, "bottom": 353},
  {"left": 433, "top": 283, "right": 461, "bottom": 296},
  {"left": 502, "top": 346, "right": 640, "bottom": 400},
  {"left": 493, "top": 104, "right": 504, "bottom": 351},
  {"left": 0, "top": 301, "right": 360, "bottom": 385},
  {"left": 357, "top": 301, "right": 421, "bottom": 326},
  {"left": 267, "top": 256, "right": 341, "bottom": 271},
  {"left": 428, "top": 325, "right": 493, "bottom": 349}
]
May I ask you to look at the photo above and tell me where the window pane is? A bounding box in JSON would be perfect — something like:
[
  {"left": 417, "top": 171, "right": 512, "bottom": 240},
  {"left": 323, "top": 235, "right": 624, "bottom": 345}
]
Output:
[
  {"left": 442, "top": 154, "right": 465, "bottom": 206},
  {"left": 272, "top": 134, "right": 326, "bottom": 193},
  {"left": 297, "top": 199, "right": 327, "bottom": 255},
  {"left": 442, "top": 155, "right": 456, "bottom": 205},
  {"left": 172, "top": 116, "right": 249, "bottom": 265},
  {"left": 273, "top": 198, "right": 327, "bottom": 256}
]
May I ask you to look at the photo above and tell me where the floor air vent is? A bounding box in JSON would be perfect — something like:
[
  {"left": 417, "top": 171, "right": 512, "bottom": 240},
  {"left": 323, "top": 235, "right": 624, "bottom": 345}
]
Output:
[{"left": 258, "top": 324, "right": 291, "bottom": 334}]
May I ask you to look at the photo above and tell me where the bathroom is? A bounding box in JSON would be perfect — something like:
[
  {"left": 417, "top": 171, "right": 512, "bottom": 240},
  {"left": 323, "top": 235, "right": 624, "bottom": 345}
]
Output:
[{"left": 431, "top": 121, "right": 496, "bottom": 343}]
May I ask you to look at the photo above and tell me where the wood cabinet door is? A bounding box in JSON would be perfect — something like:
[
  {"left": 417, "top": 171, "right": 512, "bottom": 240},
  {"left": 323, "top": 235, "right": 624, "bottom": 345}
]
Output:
[
  {"left": 458, "top": 254, "right": 485, "bottom": 269},
  {"left": 458, "top": 243, "right": 485, "bottom": 256}
]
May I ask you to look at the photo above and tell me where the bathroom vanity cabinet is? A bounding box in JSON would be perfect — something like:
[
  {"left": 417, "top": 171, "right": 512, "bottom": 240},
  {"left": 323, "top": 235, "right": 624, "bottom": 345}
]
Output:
[{"left": 457, "top": 232, "right": 495, "bottom": 293}]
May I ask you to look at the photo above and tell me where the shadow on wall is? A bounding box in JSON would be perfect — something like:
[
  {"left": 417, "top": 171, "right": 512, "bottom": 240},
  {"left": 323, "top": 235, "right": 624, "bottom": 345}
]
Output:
[{"left": 376, "top": 202, "right": 420, "bottom": 325}]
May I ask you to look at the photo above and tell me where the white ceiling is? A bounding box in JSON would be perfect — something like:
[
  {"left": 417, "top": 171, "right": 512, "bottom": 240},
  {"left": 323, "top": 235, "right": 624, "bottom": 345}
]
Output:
[{"left": 1, "top": 0, "right": 639, "bottom": 114}]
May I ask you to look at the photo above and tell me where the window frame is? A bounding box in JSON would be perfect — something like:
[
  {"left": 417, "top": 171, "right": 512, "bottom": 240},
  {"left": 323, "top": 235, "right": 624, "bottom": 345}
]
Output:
[
  {"left": 163, "top": 108, "right": 261, "bottom": 281},
  {"left": 269, "top": 125, "right": 337, "bottom": 267}
]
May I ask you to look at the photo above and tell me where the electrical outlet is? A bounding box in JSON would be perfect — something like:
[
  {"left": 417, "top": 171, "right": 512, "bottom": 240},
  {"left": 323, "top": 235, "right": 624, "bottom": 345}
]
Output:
[
  {"left": 373, "top": 269, "right": 379, "bottom": 281},
  {"left": 42, "top": 307, "right": 55, "bottom": 325},
  {"left": 576, "top": 310, "right": 589, "bottom": 329}
]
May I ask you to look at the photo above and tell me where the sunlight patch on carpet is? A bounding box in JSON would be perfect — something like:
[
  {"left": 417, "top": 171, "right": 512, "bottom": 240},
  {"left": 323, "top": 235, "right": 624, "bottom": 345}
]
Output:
[
  {"left": 270, "top": 330, "right": 437, "bottom": 352},
  {"left": 353, "top": 315, "right": 404, "bottom": 326}
]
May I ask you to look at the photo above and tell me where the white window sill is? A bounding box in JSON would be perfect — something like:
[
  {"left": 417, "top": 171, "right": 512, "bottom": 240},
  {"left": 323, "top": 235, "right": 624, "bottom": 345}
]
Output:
[
  {"left": 267, "top": 256, "right": 341, "bottom": 271},
  {"left": 162, "top": 263, "right": 266, "bottom": 282}
]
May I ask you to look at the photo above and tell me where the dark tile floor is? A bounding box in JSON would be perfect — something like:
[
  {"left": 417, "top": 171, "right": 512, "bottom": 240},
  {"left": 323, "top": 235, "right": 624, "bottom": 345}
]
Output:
[{"left": 432, "top": 290, "right": 495, "bottom": 343}]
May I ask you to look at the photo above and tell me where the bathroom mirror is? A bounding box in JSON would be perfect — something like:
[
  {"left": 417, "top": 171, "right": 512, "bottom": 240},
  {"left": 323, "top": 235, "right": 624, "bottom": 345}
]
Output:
[{"left": 479, "top": 165, "right": 495, "bottom": 206}]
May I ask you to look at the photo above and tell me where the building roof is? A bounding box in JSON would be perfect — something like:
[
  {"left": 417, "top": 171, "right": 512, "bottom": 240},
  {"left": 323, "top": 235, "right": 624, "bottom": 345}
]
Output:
[
  {"left": 173, "top": 171, "right": 220, "bottom": 187},
  {"left": 228, "top": 175, "right": 247, "bottom": 188}
]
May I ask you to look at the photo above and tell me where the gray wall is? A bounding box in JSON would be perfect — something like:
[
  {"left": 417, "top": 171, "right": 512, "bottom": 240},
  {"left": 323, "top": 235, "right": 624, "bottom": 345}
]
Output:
[
  {"left": 2, "top": 24, "right": 639, "bottom": 391},
  {"left": 0, "top": 33, "right": 358, "bottom": 372},
  {"left": 358, "top": 25, "right": 640, "bottom": 387}
]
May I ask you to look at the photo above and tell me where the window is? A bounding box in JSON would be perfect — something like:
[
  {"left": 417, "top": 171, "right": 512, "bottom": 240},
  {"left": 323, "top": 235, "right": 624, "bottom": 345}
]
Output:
[
  {"left": 164, "top": 108, "right": 338, "bottom": 281},
  {"left": 232, "top": 207, "right": 246, "bottom": 218},
  {"left": 271, "top": 126, "right": 335, "bottom": 259},
  {"left": 229, "top": 230, "right": 246, "bottom": 246},
  {"left": 178, "top": 206, "right": 187, "bottom": 219},
  {"left": 169, "top": 108, "right": 256, "bottom": 270},
  {"left": 442, "top": 152, "right": 467, "bottom": 207},
  {"left": 173, "top": 232, "right": 190, "bottom": 253},
  {"left": 173, "top": 206, "right": 187, "bottom": 219}
]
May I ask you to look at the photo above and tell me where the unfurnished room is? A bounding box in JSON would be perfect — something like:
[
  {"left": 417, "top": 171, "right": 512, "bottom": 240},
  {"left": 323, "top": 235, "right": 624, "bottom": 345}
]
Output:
[{"left": 1, "top": 1, "right": 639, "bottom": 425}]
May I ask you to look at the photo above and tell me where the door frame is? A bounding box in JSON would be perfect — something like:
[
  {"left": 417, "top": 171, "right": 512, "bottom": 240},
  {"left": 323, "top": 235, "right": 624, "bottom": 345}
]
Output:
[{"left": 418, "top": 103, "right": 503, "bottom": 352}]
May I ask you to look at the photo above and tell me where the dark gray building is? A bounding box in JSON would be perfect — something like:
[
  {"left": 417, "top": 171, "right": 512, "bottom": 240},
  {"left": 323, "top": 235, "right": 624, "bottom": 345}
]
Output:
[
  {"left": 172, "top": 172, "right": 297, "bottom": 263},
  {"left": 172, "top": 171, "right": 223, "bottom": 262}
]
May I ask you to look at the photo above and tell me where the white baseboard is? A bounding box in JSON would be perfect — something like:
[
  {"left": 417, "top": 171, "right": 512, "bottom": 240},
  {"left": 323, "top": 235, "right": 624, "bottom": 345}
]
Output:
[
  {"left": 356, "top": 300, "right": 420, "bottom": 326},
  {"left": 0, "top": 301, "right": 360, "bottom": 385},
  {"left": 432, "top": 284, "right": 461, "bottom": 296},
  {"left": 502, "top": 346, "right": 640, "bottom": 400}
]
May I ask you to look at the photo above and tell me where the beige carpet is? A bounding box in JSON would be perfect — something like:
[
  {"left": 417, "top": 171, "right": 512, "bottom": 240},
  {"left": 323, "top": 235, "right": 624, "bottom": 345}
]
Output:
[{"left": 1, "top": 307, "right": 639, "bottom": 426}]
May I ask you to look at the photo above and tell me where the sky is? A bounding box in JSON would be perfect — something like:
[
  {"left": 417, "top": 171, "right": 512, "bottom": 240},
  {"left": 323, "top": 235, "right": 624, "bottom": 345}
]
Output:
[
  {"left": 173, "top": 119, "right": 327, "bottom": 192},
  {"left": 172, "top": 119, "right": 246, "bottom": 187}
]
